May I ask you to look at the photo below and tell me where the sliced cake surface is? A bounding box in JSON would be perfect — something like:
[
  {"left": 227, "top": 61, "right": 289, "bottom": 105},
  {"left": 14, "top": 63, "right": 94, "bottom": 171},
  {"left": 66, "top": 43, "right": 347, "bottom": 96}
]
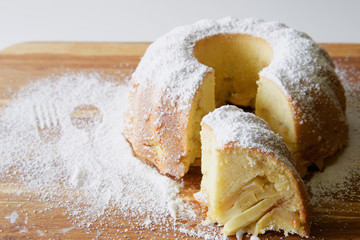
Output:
[{"left": 195, "top": 106, "right": 311, "bottom": 237}]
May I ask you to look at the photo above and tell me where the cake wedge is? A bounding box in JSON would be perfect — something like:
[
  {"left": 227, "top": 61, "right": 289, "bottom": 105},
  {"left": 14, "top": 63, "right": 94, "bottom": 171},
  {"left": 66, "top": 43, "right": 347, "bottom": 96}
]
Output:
[{"left": 195, "top": 106, "right": 311, "bottom": 237}]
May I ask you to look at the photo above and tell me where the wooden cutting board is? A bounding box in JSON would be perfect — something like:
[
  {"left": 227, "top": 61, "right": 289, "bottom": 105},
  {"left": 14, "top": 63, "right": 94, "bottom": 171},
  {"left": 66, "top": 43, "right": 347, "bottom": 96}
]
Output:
[{"left": 0, "top": 42, "right": 359, "bottom": 240}]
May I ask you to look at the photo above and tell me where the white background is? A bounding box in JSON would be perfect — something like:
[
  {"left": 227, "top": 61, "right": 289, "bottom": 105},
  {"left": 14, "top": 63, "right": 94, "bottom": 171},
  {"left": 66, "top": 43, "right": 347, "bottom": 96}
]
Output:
[{"left": 0, "top": 0, "right": 359, "bottom": 50}]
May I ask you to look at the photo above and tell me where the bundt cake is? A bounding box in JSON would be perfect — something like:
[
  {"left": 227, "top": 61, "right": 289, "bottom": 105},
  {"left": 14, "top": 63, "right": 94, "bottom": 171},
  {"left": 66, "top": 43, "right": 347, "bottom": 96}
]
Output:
[
  {"left": 195, "top": 106, "right": 311, "bottom": 237},
  {"left": 124, "top": 17, "right": 347, "bottom": 178}
]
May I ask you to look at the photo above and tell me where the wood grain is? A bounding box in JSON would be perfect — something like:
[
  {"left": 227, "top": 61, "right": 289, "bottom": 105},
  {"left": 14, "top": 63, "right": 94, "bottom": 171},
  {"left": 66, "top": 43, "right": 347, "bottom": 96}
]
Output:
[{"left": 0, "top": 42, "right": 359, "bottom": 240}]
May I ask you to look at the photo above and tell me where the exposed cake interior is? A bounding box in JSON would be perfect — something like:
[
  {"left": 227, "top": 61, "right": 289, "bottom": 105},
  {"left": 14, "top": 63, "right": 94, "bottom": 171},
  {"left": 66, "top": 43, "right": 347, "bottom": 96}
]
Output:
[
  {"left": 194, "top": 34, "right": 273, "bottom": 108},
  {"left": 197, "top": 116, "right": 309, "bottom": 237},
  {"left": 190, "top": 33, "right": 297, "bottom": 162}
]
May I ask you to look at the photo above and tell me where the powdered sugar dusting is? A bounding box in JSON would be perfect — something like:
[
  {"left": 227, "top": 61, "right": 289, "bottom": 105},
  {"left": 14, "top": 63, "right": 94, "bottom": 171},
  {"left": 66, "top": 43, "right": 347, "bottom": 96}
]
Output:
[
  {"left": 250, "top": 235, "right": 261, "bottom": 240},
  {"left": 132, "top": 17, "right": 337, "bottom": 119},
  {"left": 5, "top": 210, "right": 19, "bottom": 224},
  {"left": 37, "top": 230, "right": 45, "bottom": 236},
  {"left": 202, "top": 105, "right": 295, "bottom": 171},
  {"left": 308, "top": 60, "right": 360, "bottom": 204},
  {"left": 59, "top": 226, "right": 75, "bottom": 234},
  {"left": 0, "top": 72, "right": 223, "bottom": 239},
  {"left": 126, "top": 17, "right": 346, "bottom": 179}
]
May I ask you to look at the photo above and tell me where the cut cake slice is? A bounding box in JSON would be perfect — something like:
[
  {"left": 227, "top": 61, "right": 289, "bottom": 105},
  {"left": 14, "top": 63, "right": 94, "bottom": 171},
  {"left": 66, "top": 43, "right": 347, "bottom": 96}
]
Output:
[{"left": 195, "top": 105, "right": 311, "bottom": 237}]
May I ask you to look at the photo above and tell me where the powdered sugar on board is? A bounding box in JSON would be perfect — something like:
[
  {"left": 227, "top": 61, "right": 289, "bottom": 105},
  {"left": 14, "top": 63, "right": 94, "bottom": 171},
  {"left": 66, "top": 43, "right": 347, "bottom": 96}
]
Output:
[
  {"left": 308, "top": 59, "right": 360, "bottom": 205},
  {"left": 0, "top": 72, "right": 224, "bottom": 239},
  {"left": 0, "top": 60, "right": 358, "bottom": 239},
  {"left": 4, "top": 211, "right": 19, "bottom": 224}
]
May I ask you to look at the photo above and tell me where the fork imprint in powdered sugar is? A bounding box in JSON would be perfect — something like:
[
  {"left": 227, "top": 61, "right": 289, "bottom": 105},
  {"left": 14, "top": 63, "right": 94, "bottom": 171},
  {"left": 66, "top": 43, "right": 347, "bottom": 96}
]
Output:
[{"left": 33, "top": 103, "right": 61, "bottom": 142}]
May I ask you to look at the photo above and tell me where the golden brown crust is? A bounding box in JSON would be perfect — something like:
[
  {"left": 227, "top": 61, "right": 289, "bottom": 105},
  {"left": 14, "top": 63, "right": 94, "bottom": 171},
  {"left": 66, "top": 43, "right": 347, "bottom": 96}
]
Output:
[
  {"left": 124, "top": 71, "right": 214, "bottom": 178},
  {"left": 286, "top": 166, "right": 312, "bottom": 236},
  {"left": 291, "top": 66, "right": 348, "bottom": 176},
  {"left": 123, "top": 83, "right": 188, "bottom": 178}
]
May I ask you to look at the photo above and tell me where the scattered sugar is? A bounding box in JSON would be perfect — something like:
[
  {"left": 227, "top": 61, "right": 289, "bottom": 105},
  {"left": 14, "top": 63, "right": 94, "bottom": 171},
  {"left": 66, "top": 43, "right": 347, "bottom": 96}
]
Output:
[
  {"left": 59, "top": 226, "right": 75, "bottom": 234},
  {"left": 0, "top": 72, "right": 222, "bottom": 239},
  {"left": 308, "top": 60, "right": 360, "bottom": 204},
  {"left": 236, "top": 229, "right": 246, "bottom": 239},
  {"left": 4, "top": 210, "right": 19, "bottom": 224},
  {"left": 250, "top": 235, "right": 261, "bottom": 240},
  {"left": 37, "top": 230, "right": 45, "bottom": 236},
  {"left": 0, "top": 73, "right": 181, "bottom": 218},
  {"left": 19, "top": 226, "right": 28, "bottom": 233}
]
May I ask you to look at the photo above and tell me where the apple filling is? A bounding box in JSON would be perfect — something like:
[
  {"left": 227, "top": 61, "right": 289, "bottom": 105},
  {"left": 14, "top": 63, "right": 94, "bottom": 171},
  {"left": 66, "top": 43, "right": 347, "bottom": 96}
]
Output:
[
  {"left": 197, "top": 114, "right": 309, "bottom": 237},
  {"left": 216, "top": 176, "right": 302, "bottom": 236}
]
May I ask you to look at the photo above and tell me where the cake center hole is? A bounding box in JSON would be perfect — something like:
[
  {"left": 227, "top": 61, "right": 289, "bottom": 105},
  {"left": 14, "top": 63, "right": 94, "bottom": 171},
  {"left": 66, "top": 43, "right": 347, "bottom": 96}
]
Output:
[{"left": 193, "top": 33, "right": 273, "bottom": 110}]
